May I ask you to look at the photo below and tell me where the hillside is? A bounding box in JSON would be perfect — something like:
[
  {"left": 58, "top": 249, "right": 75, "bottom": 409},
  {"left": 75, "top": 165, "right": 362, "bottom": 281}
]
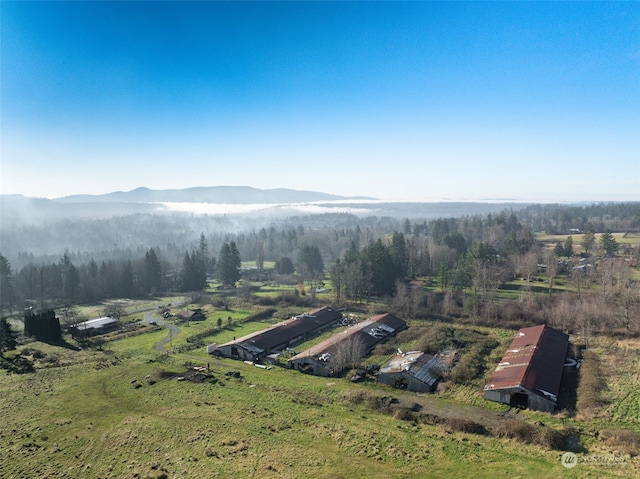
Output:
[
  {"left": 54, "top": 186, "right": 372, "bottom": 204},
  {"left": 2, "top": 299, "right": 639, "bottom": 479}
]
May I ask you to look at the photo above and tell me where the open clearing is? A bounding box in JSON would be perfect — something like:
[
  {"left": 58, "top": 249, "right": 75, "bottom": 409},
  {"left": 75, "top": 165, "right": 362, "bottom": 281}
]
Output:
[{"left": 3, "top": 314, "right": 640, "bottom": 478}]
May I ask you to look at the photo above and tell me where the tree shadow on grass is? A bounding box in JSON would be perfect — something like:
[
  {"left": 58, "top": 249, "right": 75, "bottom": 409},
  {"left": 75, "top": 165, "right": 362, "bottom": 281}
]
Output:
[{"left": 41, "top": 337, "right": 81, "bottom": 351}]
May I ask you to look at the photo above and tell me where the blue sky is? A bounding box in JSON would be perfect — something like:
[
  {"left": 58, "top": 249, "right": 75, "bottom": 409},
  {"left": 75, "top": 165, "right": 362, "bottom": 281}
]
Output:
[{"left": 1, "top": 1, "right": 638, "bottom": 201}]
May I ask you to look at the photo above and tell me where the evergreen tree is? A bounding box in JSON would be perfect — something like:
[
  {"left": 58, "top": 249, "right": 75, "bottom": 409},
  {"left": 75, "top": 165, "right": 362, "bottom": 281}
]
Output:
[
  {"left": 179, "top": 250, "right": 207, "bottom": 291},
  {"left": 0, "top": 254, "right": 15, "bottom": 316},
  {"left": 564, "top": 235, "right": 574, "bottom": 257},
  {"left": 275, "top": 256, "right": 294, "bottom": 275},
  {"left": 217, "top": 241, "right": 241, "bottom": 287},
  {"left": 24, "top": 309, "right": 61, "bottom": 343},
  {"left": 444, "top": 232, "right": 467, "bottom": 255},
  {"left": 142, "top": 248, "right": 162, "bottom": 293},
  {"left": 0, "top": 317, "right": 18, "bottom": 356},
  {"left": 60, "top": 253, "right": 79, "bottom": 306},
  {"left": 296, "top": 245, "right": 324, "bottom": 280},
  {"left": 554, "top": 241, "right": 565, "bottom": 257},
  {"left": 119, "top": 260, "right": 137, "bottom": 297},
  {"left": 359, "top": 239, "right": 398, "bottom": 296},
  {"left": 198, "top": 233, "right": 213, "bottom": 275},
  {"left": 599, "top": 230, "right": 619, "bottom": 257},
  {"left": 344, "top": 241, "right": 359, "bottom": 264},
  {"left": 390, "top": 232, "right": 410, "bottom": 279}
]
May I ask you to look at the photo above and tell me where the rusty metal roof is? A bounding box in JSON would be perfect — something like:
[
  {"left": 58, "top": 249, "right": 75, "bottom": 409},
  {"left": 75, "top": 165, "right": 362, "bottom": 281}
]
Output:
[
  {"left": 379, "top": 351, "right": 445, "bottom": 388},
  {"left": 221, "top": 307, "right": 342, "bottom": 354},
  {"left": 484, "top": 325, "right": 568, "bottom": 403},
  {"left": 288, "top": 313, "right": 407, "bottom": 362}
]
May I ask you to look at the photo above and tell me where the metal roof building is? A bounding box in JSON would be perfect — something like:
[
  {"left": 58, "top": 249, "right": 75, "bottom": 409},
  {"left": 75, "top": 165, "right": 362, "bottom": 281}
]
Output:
[
  {"left": 68, "top": 316, "right": 120, "bottom": 338},
  {"left": 212, "top": 307, "right": 342, "bottom": 362},
  {"left": 377, "top": 351, "right": 446, "bottom": 393},
  {"left": 484, "top": 324, "right": 569, "bottom": 412},
  {"left": 288, "top": 313, "right": 407, "bottom": 377}
]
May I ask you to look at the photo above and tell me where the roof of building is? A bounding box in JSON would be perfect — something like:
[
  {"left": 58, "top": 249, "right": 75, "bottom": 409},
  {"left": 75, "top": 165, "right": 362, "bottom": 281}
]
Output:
[
  {"left": 178, "top": 309, "right": 204, "bottom": 319},
  {"left": 379, "top": 351, "right": 444, "bottom": 388},
  {"left": 73, "top": 316, "right": 118, "bottom": 331},
  {"left": 484, "top": 324, "right": 568, "bottom": 403},
  {"left": 220, "top": 307, "right": 342, "bottom": 356},
  {"left": 288, "top": 312, "right": 407, "bottom": 363}
]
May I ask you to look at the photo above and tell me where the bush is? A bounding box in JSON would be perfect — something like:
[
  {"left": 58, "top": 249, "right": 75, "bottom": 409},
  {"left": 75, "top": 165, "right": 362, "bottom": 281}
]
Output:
[
  {"left": 393, "top": 408, "right": 415, "bottom": 421},
  {"left": 31, "top": 349, "right": 45, "bottom": 359},
  {"left": 494, "top": 419, "right": 538, "bottom": 444},
  {"left": 0, "top": 355, "right": 35, "bottom": 374},
  {"left": 344, "top": 390, "right": 395, "bottom": 413},
  {"left": 448, "top": 337, "right": 499, "bottom": 385},
  {"left": 494, "top": 419, "right": 577, "bottom": 450},
  {"left": 443, "top": 418, "right": 488, "bottom": 436}
]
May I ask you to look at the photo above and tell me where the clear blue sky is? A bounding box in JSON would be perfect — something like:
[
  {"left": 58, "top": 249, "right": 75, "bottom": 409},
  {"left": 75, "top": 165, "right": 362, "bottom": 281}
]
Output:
[{"left": 1, "top": 1, "right": 639, "bottom": 201}]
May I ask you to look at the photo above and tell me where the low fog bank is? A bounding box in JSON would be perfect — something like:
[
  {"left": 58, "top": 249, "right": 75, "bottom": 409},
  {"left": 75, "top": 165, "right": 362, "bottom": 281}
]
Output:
[{"left": 1, "top": 194, "right": 532, "bottom": 269}]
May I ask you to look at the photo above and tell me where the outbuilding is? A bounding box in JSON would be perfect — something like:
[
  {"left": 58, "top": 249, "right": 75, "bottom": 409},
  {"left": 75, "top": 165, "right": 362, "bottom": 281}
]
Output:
[
  {"left": 69, "top": 316, "right": 120, "bottom": 338},
  {"left": 484, "top": 324, "right": 569, "bottom": 412},
  {"left": 288, "top": 313, "right": 407, "bottom": 377},
  {"left": 377, "top": 351, "right": 446, "bottom": 393},
  {"left": 213, "top": 307, "right": 342, "bottom": 362}
]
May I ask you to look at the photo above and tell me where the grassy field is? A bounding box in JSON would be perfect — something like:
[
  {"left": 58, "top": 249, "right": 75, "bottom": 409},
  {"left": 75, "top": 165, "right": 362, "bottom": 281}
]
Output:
[
  {"left": 535, "top": 232, "right": 638, "bottom": 253},
  {"left": 3, "top": 315, "right": 640, "bottom": 478}
]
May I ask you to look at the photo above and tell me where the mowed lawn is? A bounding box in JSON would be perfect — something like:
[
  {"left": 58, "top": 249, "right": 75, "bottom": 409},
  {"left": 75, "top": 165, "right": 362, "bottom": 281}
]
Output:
[{"left": 3, "top": 333, "right": 638, "bottom": 479}]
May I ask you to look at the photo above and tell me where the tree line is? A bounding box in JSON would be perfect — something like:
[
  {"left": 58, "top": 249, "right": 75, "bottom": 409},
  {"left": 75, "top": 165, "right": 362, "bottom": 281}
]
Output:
[{"left": 1, "top": 203, "right": 638, "bottom": 331}]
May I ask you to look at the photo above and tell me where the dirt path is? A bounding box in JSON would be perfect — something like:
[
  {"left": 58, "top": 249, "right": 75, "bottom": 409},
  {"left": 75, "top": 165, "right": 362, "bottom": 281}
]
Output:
[
  {"left": 143, "top": 312, "right": 180, "bottom": 353},
  {"left": 399, "top": 392, "right": 519, "bottom": 429}
]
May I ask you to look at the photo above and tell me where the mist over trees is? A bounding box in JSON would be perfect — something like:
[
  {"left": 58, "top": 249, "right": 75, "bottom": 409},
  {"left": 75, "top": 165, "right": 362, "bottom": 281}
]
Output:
[{"left": 0, "top": 202, "right": 637, "bottom": 336}]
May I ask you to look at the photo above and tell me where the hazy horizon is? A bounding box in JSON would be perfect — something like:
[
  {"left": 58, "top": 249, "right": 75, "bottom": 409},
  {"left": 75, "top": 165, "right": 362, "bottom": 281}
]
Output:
[{"left": 2, "top": 2, "right": 638, "bottom": 202}]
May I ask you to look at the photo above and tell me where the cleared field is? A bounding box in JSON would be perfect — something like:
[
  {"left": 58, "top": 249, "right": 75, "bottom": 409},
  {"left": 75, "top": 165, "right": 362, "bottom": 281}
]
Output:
[
  {"left": 0, "top": 347, "right": 615, "bottom": 479},
  {"left": 3, "top": 316, "right": 640, "bottom": 478}
]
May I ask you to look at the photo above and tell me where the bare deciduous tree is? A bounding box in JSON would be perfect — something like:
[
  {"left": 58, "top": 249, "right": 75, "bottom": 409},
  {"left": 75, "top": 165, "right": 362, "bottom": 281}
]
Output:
[{"left": 329, "top": 334, "right": 365, "bottom": 374}]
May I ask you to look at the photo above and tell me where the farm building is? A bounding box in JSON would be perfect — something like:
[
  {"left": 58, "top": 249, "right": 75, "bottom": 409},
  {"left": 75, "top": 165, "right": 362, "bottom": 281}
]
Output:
[
  {"left": 288, "top": 313, "right": 407, "bottom": 377},
  {"left": 484, "top": 324, "right": 569, "bottom": 412},
  {"left": 212, "top": 307, "right": 342, "bottom": 362},
  {"left": 377, "top": 351, "right": 446, "bottom": 393},
  {"left": 177, "top": 308, "right": 206, "bottom": 321},
  {"left": 68, "top": 316, "right": 120, "bottom": 338}
]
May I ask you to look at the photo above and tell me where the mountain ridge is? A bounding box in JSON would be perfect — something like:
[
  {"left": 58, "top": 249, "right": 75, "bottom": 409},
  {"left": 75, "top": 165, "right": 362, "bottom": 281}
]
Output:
[{"left": 49, "top": 186, "right": 375, "bottom": 204}]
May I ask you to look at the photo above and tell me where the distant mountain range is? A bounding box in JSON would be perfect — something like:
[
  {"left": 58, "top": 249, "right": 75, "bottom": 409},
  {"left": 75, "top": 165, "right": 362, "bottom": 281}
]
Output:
[
  {"left": 0, "top": 186, "right": 540, "bottom": 226},
  {"left": 53, "top": 186, "right": 373, "bottom": 204},
  {"left": 0, "top": 187, "right": 376, "bottom": 224}
]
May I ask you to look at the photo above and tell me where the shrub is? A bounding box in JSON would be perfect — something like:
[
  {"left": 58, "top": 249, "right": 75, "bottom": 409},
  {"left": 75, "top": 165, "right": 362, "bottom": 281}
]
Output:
[
  {"left": 537, "top": 426, "right": 577, "bottom": 451},
  {"left": 344, "top": 390, "right": 395, "bottom": 413},
  {"left": 31, "top": 349, "right": 45, "bottom": 359},
  {"left": 494, "top": 419, "right": 538, "bottom": 444},
  {"left": 443, "top": 418, "right": 488, "bottom": 436},
  {"left": 494, "top": 419, "right": 577, "bottom": 450},
  {"left": 448, "top": 338, "right": 499, "bottom": 385},
  {"left": 392, "top": 408, "right": 415, "bottom": 421}
]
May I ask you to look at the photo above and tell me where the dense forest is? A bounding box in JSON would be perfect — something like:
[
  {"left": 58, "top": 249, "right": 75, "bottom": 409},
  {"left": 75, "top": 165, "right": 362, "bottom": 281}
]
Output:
[{"left": 1, "top": 202, "right": 639, "bottom": 338}]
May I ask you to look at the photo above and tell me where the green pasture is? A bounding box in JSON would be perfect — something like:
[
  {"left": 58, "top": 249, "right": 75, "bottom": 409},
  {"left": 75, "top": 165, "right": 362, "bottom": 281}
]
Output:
[
  {"left": 4, "top": 340, "right": 632, "bottom": 479},
  {"left": 3, "top": 294, "right": 640, "bottom": 478}
]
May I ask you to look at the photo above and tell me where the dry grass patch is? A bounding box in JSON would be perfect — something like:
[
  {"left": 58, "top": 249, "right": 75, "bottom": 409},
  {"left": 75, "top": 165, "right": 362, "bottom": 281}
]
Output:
[{"left": 600, "top": 429, "right": 640, "bottom": 456}]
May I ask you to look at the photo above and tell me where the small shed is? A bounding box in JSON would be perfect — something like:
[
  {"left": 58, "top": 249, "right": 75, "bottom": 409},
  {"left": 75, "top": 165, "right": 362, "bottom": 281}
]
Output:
[
  {"left": 484, "top": 324, "right": 569, "bottom": 412},
  {"left": 377, "top": 351, "right": 446, "bottom": 392},
  {"left": 177, "top": 308, "right": 206, "bottom": 321}
]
